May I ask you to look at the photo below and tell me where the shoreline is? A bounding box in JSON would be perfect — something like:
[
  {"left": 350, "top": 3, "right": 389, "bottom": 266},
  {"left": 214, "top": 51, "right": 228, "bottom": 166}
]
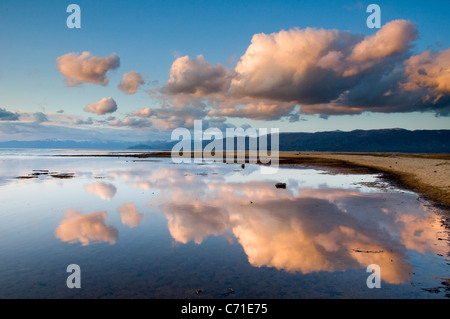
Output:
[
  {"left": 52, "top": 150, "right": 450, "bottom": 212},
  {"left": 277, "top": 152, "right": 450, "bottom": 212}
]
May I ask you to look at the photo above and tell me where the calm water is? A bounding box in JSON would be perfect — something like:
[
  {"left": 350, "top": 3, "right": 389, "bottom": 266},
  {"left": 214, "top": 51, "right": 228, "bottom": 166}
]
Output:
[{"left": 0, "top": 149, "right": 448, "bottom": 299}]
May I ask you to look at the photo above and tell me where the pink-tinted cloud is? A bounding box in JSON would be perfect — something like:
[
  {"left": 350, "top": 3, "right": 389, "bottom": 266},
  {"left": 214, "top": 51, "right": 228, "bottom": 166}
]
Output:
[
  {"left": 85, "top": 97, "right": 117, "bottom": 115},
  {"left": 108, "top": 116, "right": 151, "bottom": 128},
  {"left": 56, "top": 52, "right": 120, "bottom": 86},
  {"left": 55, "top": 209, "right": 118, "bottom": 246},
  {"left": 349, "top": 20, "right": 417, "bottom": 63},
  {"left": 85, "top": 182, "right": 117, "bottom": 200},
  {"left": 118, "top": 70, "right": 145, "bottom": 94},
  {"left": 117, "top": 202, "right": 143, "bottom": 228},
  {"left": 163, "top": 202, "right": 229, "bottom": 244},
  {"left": 208, "top": 102, "right": 296, "bottom": 120},
  {"left": 163, "top": 55, "right": 233, "bottom": 96},
  {"left": 402, "top": 49, "right": 450, "bottom": 102},
  {"left": 158, "top": 20, "right": 450, "bottom": 119},
  {"left": 131, "top": 107, "right": 152, "bottom": 117}
]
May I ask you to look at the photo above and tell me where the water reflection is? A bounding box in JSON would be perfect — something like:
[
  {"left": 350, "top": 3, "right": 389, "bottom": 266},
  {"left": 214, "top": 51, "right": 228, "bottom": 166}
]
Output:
[
  {"left": 3, "top": 151, "right": 449, "bottom": 298},
  {"left": 156, "top": 189, "right": 415, "bottom": 284},
  {"left": 117, "top": 202, "right": 143, "bottom": 228},
  {"left": 55, "top": 209, "right": 118, "bottom": 246},
  {"left": 85, "top": 182, "right": 117, "bottom": 200},
  {"left": 145, "top": 166, "right": 445, "bottom": 285},
  {"left": 45, "top": 160, "right": 447, "bottom": 285}
]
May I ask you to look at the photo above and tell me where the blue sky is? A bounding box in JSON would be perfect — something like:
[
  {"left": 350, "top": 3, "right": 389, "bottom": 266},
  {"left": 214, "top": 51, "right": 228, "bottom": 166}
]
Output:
[{"left": 0, "top": 0, "right": 449, "bottom": 142}]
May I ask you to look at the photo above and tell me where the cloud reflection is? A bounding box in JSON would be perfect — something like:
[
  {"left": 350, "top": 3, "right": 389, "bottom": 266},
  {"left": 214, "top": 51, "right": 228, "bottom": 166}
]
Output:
[
  {"left": 147, "top": 168, "right": 445, "bottom": 284},
  {"left": 85, "top": 182, "right": 117, "bottom": 200},
  {"left": 55, "top": 209, "right": 118, "bottom": 246},
  {"left": 117, "top": 202, "right": 143, "bottom": 228},
  {"left": 68, "top": 162, "right": 445, "bottom": 284}
]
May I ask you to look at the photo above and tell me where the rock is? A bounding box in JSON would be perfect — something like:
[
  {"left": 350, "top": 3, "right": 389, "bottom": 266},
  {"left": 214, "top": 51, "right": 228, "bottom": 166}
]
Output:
[
  {"left": 275, "top": 182, "right": 286, "bottom": 189},
  {"left": 16, "top": 175, "right": 38, "bottom": 179},
  {"left": 50, "top": 173, "right": 75, "bottom": 179},
  {"left": 31, "top": 170, "right": 49, "bottom": 176}
]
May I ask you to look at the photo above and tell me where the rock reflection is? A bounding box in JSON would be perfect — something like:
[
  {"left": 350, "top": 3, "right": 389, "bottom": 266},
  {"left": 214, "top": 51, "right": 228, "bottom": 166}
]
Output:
[{"left": 55, "top": 209, "right": 118, "bottom": 246}]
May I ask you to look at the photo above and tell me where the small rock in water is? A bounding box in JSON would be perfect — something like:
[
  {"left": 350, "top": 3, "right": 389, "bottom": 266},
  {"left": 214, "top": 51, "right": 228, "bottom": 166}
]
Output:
[
  {"left": 50, "top": 173, "right": 75, "bottom": 179},
  {"left": 16, "top": 175, "right": 38, "bottom": 179},
  {"left": 275, "top": 182, "right": 286, "bottom": 189}
]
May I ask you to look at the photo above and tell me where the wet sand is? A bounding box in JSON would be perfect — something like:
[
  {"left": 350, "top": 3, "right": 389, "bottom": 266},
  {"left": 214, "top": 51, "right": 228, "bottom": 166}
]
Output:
[{"left": 278, "top": 152, "right": 450, "bottom": 211}]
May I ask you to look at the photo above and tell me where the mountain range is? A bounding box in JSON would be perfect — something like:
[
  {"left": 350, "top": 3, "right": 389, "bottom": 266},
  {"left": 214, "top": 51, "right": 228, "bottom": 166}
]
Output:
[{"left": 0, "top": 129, "right": 448, "bottom": 153}]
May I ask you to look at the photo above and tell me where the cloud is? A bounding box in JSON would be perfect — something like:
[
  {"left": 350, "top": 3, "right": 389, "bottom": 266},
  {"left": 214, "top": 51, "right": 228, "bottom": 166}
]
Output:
[
  {"left": 208, "top": 102, "right": 296, "bottom": 120},
  {"left": 163, "top": 55, "right": 233, "bottom": 96},
  {"left": 33, "top": 112, "right": 48, "bottom": 123},
  {"left": 73, "top": 117, "right": 93, "bottom": 125},
  {"left": 118, "top": 70, "right": 145, "bottom": 94},
  {"left": 56, "top": 51, "right": 120, "bottom": 86},
  {"left": 2, "top": 111, "right": 50, "bottom": 124},
  {"left": 117, "top": 202, "right": 143, "bottom": 228},
  {"left": 348, "top": 20, "right": 417, "bottom": 63},
  {"left": 402, "top": 49, "right": 450, "bottom": 100},
  {"left": 158, "top": 19, "right": 450, "bottom": 119},
  {"left": 85, "top": 97, "right": 118, "bottom": 115},
  {"left": 108, "top": 116, "right": 152, "bottom": 128},
  {"left": 229, "top": 27, "right": 361, "bottom": 105},
  {"left": 131, "top": 107, "right": 152, "bottom": 117},
  {"left": 0, "top": 116, "right": 156, "bottom": 142},
  {"left": 55, "top": 209, "right": 118, "bottom": 246},
  {"left": 229, "top": 20, "right": 419, "bottom": 111},
  {"left": 85, "top": 182, "right": 117, "bottom": 200},
  {"left": 0, "top": 108, "right": 19, "bottom": 121},
  {"left": 127, "top": 104, "right": 211, "bottom": 131}
]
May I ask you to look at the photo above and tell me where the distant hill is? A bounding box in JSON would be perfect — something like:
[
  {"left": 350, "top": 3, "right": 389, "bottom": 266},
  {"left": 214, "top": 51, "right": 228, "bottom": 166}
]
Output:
[
  {"left": 275, "top": 129, "right": 450, "bottom": 153},
  {"left": 0, "top": 140, "right": 135, "bottom": 150},
  {"left": 1, "top": 129, "right": 449, "bottom": 153},
  {"left": 130, "top": 129, "right": 450, "bottom": 153}
]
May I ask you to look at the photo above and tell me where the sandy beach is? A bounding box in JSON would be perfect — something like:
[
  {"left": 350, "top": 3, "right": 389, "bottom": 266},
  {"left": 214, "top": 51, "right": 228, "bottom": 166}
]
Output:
[{"left": 278, "top": 152, "right": 450, "bottom": 211}]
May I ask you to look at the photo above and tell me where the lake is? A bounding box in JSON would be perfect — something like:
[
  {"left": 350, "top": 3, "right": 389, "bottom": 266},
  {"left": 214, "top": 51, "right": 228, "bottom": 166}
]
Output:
[{"left": 0, "top": 149, "right": 448, "bottom": 298}]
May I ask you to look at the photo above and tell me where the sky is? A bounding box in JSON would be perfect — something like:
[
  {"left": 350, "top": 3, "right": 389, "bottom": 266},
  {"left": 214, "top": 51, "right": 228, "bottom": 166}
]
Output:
[{"left": 0, "top": 0, "right": 449, "bottom": 143}]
